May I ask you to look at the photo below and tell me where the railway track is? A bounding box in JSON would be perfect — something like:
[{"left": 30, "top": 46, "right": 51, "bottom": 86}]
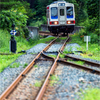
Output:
[
  {"left": 0, "top": 36, "right": 59, "bottom": 100},
  {"left": 39, "top": 31, "right": 53, "bottom": 36},
  {"left": 39, "top": 31, "right": 69, "bottom": 37},
  {"left": 0, "top": 36, "right": 69, "bottom": 100},
  {"left": 0, "top": 35, "right": 100, "bottom": 100}
]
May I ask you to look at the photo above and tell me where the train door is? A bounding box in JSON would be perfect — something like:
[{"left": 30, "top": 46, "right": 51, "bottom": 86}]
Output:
[{"left": 58, "top": 7, "right": 66, "bottom": 25}]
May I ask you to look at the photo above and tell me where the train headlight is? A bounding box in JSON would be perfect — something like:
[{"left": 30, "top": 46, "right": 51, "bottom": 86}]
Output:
[
  {"left": 67, "top": 21, "right": 71, "bottom": 24},
  {"left": 67, "top": 20, "right": 75, "bottom": 24},
  {"left": 54, "top": 21, "right": 58, "bottom": 25},
  {"left": 50, "top": 21, "right": 58, "bottom": 25}
]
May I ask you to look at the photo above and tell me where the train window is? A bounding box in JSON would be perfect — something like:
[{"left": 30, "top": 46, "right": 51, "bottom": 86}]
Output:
[
  {"left": 60, "top": 9, "right": 64, "bottom": 16},
  {"left": 67, "top": 7, "right": 73, "bottom": 18},
  {"left": 51, "top": 7, "right": 58, "bottom": 17}
]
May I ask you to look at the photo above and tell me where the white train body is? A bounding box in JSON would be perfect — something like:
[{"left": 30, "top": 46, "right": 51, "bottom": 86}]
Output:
[{"left": 46, "top": 1, "right": 75, "bottom": 34}]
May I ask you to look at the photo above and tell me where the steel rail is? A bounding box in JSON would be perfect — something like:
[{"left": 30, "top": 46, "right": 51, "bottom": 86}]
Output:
[
  {"left": 58, "top": 59, "right": 100, "bottom": 75},
  {"left": 41, "top": 52, "right": 55, "bottom": 60},
  {"left": 39, "top": 31, "right": 53, "bottom": 36},
  {"left": 0, "top": 37, "right": 59, "bottom": 100},
  {"left": 35, "top": 36, "right": 70, "bottom": 100},
  {"left": 39, "top": 31, "right": 51, "bottom": 34},
  {"left": 60, "top": 37, "right": 70, "bottom": 52},
  {"left": 65, "top": 55, "right": 100, "bottom": 67}
]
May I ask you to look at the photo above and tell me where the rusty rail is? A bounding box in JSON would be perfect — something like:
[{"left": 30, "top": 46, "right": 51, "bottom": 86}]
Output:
[
  {"left": 39, "top": 31, "right": 51, "bottom": 34},
  {"left": 35, "top": 36, "right": 70, "bottom": 100},
  {"left": 39, "top": 31, "right": 53, "bottom": 36},
  {"left": 0, "top": 36, "right": 59, "bottom": 100},
  {"left": 59, "top": 59, "right": 100, "bottom": 75},
  {"left": 65, "top": 55, "right": 100, "bottom": 67}
]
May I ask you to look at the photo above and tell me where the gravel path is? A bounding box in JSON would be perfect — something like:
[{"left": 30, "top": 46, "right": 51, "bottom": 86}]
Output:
[{"left": 26, "top": 43, "right": 48, "bottom": 54}]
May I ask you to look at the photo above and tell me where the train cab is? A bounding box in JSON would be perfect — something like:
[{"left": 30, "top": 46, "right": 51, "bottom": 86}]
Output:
[{"left": 46, "top": 1, "right": 75, "bottom": 35}]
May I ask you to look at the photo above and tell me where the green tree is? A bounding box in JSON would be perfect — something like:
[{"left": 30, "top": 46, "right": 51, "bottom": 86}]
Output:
[{"left": 87, "top": 0, "right": 99, "bottom": 19}]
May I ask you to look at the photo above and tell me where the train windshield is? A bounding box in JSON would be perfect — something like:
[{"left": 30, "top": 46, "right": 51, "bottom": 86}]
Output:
[
  {"left": 67, "top": 7, "right": 73, "bottom": 18},
  {"left": 51, "top": 7, "right": 58, "bottom": 19}
]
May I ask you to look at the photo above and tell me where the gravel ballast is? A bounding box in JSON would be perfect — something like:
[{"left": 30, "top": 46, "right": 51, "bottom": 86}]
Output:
[
  {"left": 6, "top": 60, "right": 53, "bottom": 100},
  {"left": 0, "top": 41, "right": 100, "bottom": 99},
  {"left": 0, "top": 54, "right": 37, "bottom": 95},
  {"left": 42, "top": 63, "right": 100, "bottom": 100}
]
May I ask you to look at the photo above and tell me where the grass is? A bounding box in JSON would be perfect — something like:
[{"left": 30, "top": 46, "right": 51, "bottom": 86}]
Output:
[
  {"left": 67, "top": 60, "right": 85, "bottom": 65},
  {"left": 59, "top": 53, "right": 65, "bottom": 58},
  {"left": 0, "top": 29, "right": 56, "bottom": 72},
  {"left": 69, "top": 33, "right": 100, "bottom": 61},
  {"left": 0, "top": 54, "right": 21, "bottom": 72},
  {"left": 56, "top": 37, "right": 68, "bottom": 42},
  {"left": 23, "top": 63, "right": 28, "bottom": 68},
  {"left": 56, "top": 38, "right": 61, "bottom": 42},
  {"left": 38, "top": 36, "right": 55, "bottom": 43},
  {"left": 48, "top": 54, "right": 57, "bottom": 58},
  {"left": 78, "top": 44, "right": 100, "bottom": 61},
  {"left": 74, "top": 61, "right": 85, "bottom": 65},
  {"left": 60, "top": 37, "right": 68, "bottom": 40},
  {"left": 63, "top": 49, "right": 73, "bottom": 54},
  {"left": 34, "top": 65, "right": 38, "bottom": 68},
  {"left": 49, "top": 75, "right": 59, "bottom": 86},
  {"left": 79, "top": 88, "right": 100, "bottom": 100},
  {"left": 34, "top": 80, "right": 42, "bottom": 87},
  {"left": 10, "top": 62, "right": 20, "bottom": 68}
]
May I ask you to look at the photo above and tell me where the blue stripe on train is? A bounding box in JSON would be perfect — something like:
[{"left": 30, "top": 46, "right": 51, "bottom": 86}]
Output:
[
  {"left": 67, "top": 15, "right": 73, "bottom": 18},
  {"left": 51, "top": 16, "right": 58, "bottom": 19}
]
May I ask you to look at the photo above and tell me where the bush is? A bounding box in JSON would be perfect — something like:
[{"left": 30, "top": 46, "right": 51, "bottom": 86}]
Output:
[
  {"left": 78, "top": 18, "right": 99, "bottom": 44},
  {"left": 79, "top": 18, "right": 98, "bottom": 33},
  {"left": 42, "top": 16, "right": 47, "bottom": 24},
  {"left": 94, "top": 29, "right": 100, "bottom": 36},
  {"left": 0, "top": 8, "right": 28, "bottom": 36},
  {"left": 22, "top": 27, "right": 29, "bottom": 38},
  {"left": 90, "top": 33, "right": 98, "bottom": 44},
  {"left": 0, "top": 1, "right": 20, "bottom": 10},
  {"left": 78, "top": 29, "right": 99, "bottom": 44},
  {"left": 29, "top": 19, "right": 43, "bottom": 30}
]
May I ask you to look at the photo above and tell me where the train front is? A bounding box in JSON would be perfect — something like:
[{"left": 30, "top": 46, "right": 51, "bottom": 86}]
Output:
[{"left": 47, "top": 1, "right": 75, "bottom": 35}]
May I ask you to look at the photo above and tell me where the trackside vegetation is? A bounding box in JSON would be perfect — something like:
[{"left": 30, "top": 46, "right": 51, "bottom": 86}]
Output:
[
  {"left": 0, "top": 29, "right": 57, "bottom": 73},
  {"left": 78, "top": 88, "right": 100, "bottom": 100},
  {"left": 69, "top": 33, "right": 100, "bottom": 61},
  {"left": 34, "top": 80, "right": 42, "bottom": 87},
  {"left": 49, "top": 75, "right": 59, "bottom": 86}
]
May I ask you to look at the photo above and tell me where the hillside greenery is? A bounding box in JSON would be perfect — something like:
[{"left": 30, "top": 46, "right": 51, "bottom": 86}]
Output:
[{"left": 0, "top": 0, "right": 99, "bottom": 28}]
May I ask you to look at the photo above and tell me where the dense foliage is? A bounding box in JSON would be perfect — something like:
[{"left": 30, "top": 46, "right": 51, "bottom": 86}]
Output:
[
  {"left": 0, "top": 9, "right": 28, "bottom": 30},
  {"left": 0, "top": 0, "right": 99, "bottom": 44},
  {"left": 0, "top": 0, "right": 31, "bottom": 37}
]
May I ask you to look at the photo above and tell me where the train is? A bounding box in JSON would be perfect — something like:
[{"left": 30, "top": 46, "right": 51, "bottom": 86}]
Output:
[{"left": 46, "top": 1, "right": 75, "bottom": 35}]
